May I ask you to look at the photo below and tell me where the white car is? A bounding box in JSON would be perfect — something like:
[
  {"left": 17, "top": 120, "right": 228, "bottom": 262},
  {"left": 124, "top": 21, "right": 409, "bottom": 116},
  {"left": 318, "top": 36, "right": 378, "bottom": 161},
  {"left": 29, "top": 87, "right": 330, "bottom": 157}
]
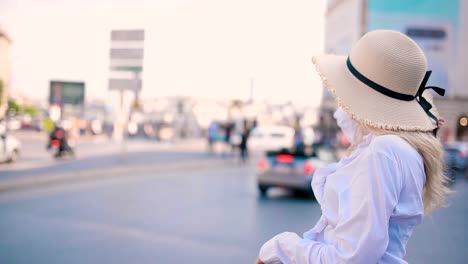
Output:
[
  {"left": 249, "top": 126, "right": 315, "bottom": 152},
  {"left": 6, "top": 118, "right": 21, "bottom": 131},
  {"left": 249, "top": 126, "right": 295, "bottom": 152},
  {"left": 0, "top": 134, "right": 21, "bottom": 163}
]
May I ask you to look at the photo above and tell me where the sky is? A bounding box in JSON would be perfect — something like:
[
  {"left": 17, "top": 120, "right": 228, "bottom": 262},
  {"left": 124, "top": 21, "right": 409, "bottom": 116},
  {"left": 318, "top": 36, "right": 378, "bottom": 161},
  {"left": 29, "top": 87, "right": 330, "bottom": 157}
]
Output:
[{"left": 0, "top": 0, "right": 325, "bottom": 106}]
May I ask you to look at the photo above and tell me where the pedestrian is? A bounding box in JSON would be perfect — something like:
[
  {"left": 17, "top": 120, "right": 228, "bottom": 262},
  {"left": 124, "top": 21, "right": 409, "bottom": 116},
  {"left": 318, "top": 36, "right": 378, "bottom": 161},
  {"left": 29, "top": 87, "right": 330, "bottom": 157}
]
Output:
[
  {"left": 255, "top": 30, "right": 451, "bottom": 264},
  {"left": 292, "top": 118, "right": 305, "bottom": 153},
  {"left": 239, "top": 119, "right": 251, "bottom": 163},
  {"left": 207, "top": 121, "right": 219, "bottom": 154},
  {"left": 224, "top": 121, "right": 234, "bottom": 155}
]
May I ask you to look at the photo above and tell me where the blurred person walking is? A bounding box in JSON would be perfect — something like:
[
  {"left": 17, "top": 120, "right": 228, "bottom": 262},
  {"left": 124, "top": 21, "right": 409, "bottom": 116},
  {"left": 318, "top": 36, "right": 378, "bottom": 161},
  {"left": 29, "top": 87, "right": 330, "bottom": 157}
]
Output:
[
  {"left": 207, "top": 121, "right": 219, "bottom": 154},
  {"left": 223, "top": 121, "right": 235, "bottom": 156},
  {"left": 239, "top": 119, "right": 252, "bottom": 163},
  {"left": 292, "top": 117, "right": 305, "bottom": 153},
  {"left": 255, "top": 30, "right": 450, "bottom": 264}
]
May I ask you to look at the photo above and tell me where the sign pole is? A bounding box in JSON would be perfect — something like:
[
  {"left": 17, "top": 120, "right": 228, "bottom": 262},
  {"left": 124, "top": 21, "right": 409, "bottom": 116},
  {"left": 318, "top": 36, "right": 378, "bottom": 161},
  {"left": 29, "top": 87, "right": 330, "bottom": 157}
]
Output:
[
  {"left": 120, "top": 88, "right": 127, "bottom": 159},
  {"left": 108, "top": 29, "right": 144, "bottom": 157}
]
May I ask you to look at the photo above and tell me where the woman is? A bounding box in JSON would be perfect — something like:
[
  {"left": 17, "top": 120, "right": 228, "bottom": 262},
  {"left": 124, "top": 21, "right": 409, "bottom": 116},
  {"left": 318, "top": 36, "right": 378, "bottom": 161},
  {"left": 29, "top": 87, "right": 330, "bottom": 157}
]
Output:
[{"left": 255, "top": 30, "right": 451, "bottom": 263}]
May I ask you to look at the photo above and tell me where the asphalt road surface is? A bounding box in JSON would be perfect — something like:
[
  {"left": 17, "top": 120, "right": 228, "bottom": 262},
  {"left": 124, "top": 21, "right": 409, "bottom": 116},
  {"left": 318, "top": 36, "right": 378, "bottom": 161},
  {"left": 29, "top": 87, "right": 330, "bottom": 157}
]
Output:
[
  {"left": 0, "top": 160, "right": 467, "bottom": 263},
  {"left": 1, "top": 131, "right": 212, "bottom": 180}
]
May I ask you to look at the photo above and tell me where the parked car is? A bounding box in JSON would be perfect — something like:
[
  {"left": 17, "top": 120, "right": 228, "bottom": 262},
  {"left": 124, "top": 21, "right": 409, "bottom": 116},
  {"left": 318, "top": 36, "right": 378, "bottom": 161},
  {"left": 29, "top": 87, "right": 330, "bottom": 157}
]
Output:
[
  {"left": 0, "top": 134, "right": 21, "bottom": 163},
  {"left": 7, "top": 118, "right": 21, "bottom": 131},
  {"left": 257, "top": 145, "right": 337, "bottom": 197},
  {"left": 445, "top": 142, "right": 467, "bottom": 172}
]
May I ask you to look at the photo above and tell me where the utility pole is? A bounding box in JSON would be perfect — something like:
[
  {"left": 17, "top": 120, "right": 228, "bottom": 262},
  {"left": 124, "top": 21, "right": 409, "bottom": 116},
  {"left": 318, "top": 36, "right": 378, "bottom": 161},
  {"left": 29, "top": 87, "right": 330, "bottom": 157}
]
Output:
[{"left": 249, "top": 77, "right": 254, "bottom": 103}]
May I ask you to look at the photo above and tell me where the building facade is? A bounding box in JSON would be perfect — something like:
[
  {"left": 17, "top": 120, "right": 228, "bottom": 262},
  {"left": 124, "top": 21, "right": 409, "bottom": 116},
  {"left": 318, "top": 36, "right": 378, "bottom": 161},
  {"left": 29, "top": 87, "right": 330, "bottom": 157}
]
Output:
[{"left": 0, "top": 27, "right": 11, "bottom": 119}]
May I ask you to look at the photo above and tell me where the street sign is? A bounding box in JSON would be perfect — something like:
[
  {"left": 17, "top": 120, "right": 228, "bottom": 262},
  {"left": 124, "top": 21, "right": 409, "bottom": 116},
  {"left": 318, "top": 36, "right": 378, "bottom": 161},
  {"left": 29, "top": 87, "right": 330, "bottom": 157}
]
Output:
[
  {"left": 110, "top": 65, "right": 143, "bottom": 72},
  {"left": 110, "top": 48, "right": 144, "bottom": 60},
  {"left": 111, "top": 30, "right": 145, "bottom": 41},
  {"left": 108, "top": 29, "right": 145, "bottom": 92},
  {"left": 49, "top": 81, "right": 85, "bottom": 106},
  {"left": 108, "top": 78, "right": 142, "bottom": 92}
]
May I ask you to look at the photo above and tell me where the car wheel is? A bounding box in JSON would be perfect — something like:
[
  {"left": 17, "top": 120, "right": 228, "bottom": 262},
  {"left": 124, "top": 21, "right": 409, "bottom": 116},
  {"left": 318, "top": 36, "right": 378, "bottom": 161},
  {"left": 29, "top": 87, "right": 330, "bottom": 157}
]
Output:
[
  {"left": 294, "top": 189, "right": 316, "bottom": 200},
  {"left": 258, "top": 185, "right": 269, "bottom": 196},
  {"left": 7, "top": 149, "right": 19, "bottom": 163}
]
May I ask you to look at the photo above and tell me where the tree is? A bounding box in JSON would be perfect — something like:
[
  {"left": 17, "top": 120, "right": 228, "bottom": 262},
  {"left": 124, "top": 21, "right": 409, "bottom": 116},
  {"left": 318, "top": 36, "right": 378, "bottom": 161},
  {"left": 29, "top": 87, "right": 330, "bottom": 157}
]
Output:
[
  {"left": 7, "top": 99, "right": 19, "bottom": 114},
  {"left": 6, "top": 99, "right": 39, "bottom": 117},
  {"left": 23, "top": 105, "right": 39, "bottom": 117}
]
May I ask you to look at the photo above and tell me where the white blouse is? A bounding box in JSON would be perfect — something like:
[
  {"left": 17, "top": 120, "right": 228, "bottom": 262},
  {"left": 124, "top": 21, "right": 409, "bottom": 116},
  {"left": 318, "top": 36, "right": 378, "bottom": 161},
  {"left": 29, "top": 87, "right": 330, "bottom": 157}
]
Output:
[{"left": 259, "top": 134, "right": 426, "bottom": 264}]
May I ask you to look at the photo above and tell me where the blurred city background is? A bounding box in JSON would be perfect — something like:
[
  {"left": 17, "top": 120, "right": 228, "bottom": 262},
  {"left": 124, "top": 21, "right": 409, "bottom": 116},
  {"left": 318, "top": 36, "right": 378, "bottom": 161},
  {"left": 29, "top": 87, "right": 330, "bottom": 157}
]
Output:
[{"left": 0, "top": 0, "right": 467, "bottom": 263}]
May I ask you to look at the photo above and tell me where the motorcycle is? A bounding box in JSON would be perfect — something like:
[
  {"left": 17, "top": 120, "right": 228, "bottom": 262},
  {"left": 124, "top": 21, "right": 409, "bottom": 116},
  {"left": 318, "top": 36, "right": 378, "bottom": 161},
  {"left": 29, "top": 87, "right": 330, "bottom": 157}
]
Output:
[{"left": 47, "top": 129, "right": 76, "bottom": 159}]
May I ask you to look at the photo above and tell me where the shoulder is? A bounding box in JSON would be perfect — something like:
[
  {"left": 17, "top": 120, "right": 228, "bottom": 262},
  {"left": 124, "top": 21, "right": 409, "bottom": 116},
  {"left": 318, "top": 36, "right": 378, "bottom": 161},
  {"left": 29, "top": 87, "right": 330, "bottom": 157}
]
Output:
[
  {"left": 369, "top": 135, "right": 421, "bottom": 168},
  {"left": 368, "top": 134, "right": 415, "bottom": 157}
]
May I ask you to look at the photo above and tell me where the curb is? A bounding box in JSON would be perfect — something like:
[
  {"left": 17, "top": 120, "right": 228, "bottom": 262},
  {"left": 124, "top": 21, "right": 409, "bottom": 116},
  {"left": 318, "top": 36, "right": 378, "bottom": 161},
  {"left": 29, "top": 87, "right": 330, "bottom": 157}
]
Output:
[{"left": 0, "top": 158, "right": 239, "bottom": 193}]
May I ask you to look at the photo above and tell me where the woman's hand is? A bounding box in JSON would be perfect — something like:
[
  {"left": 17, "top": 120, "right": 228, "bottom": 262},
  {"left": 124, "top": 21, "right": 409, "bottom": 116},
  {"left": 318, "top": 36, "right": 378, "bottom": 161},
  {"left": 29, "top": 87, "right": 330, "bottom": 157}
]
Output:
[
  {"left": 255, "top": 256, "right": 265, "bottom": 264},
  {"left": 438, "top": 117, "right": 445, "bottom": 129}
]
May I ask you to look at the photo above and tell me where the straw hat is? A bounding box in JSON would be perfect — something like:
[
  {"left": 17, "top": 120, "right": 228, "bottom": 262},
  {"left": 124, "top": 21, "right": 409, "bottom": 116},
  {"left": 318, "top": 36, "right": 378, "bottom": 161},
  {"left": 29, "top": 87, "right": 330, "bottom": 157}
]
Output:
[{"left": 312, "top": 30, "right": 445, "bottom": 132}]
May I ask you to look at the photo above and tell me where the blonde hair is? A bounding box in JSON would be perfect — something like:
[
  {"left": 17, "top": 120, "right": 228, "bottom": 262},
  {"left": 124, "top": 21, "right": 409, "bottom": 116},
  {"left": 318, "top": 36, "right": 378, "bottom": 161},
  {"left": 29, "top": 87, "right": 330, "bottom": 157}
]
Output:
[{"left": 347, "top": 124, "right": 451, "bottom": 215}]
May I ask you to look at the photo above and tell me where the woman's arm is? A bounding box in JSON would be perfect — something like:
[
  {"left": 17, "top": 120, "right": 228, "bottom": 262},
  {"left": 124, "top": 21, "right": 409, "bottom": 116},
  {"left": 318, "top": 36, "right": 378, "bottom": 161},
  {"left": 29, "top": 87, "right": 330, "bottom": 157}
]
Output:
[
  {"left": 258, "top": 144, "right": 402, "bottom": 263},
  {"left": 255, "top": 257, "right": 265, "bottom": 264},
  {"left": 311, "top": 162, "right": 339, "bottom": 205}
]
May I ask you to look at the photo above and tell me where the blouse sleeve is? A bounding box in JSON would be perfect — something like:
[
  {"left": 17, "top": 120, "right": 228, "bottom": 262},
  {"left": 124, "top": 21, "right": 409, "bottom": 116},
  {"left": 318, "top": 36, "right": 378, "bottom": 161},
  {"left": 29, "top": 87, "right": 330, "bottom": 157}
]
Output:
[
  {"left": 311, "top": 162, "right": 338, "bottom": 205},
  {"left": 259, "top": 146, "right": 402, "bottom": 264}
]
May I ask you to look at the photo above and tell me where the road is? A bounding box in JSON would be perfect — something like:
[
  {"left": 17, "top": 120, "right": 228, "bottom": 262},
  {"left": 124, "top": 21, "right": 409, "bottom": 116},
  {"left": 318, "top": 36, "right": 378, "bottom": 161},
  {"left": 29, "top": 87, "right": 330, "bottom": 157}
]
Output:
[
  {"left": 1, "top": 131, "right": 211, "bottom": 180},
  {"left": 1, "top": 165, "right": 467, "bottom": 262}
]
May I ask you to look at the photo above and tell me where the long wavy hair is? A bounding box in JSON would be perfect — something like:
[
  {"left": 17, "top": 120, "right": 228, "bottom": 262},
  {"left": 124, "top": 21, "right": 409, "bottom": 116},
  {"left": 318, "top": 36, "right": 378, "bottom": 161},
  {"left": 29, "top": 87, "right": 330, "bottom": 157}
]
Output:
[{"left": 347, "top": 124, "right": 451, "bottom": 214}]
